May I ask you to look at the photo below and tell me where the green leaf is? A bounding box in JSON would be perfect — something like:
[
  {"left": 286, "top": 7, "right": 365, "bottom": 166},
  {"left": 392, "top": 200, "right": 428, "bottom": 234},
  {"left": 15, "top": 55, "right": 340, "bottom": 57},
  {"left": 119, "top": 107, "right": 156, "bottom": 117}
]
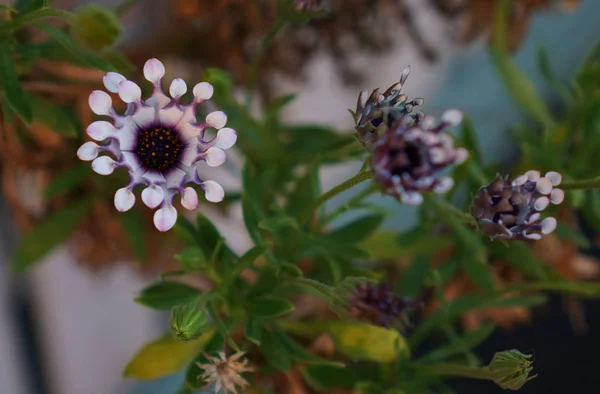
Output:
[
  {"left": 409, "top": 293, "right": 547, "bottom": 347},
  {"left": 278, "top": 331, "right": 345, "bottom": 368},
  {"left": 184, "top": 331, "right": 226, "bottom": 388},
  {"left": 121, "top": 209, "right": 147, "bottom": 264},
  {"left": 34, "top": 23, "right": 114, "bottom": 71},
  {"left": 260, "top": 326, "right": 292, "bottom": 370},
  {"left": 490, "top": 0, "right": 554, "bottom": 129},
  {"left": 326, "top": 213, "right": 385, "bottom": 244},
  {"left": 284, "top": 125, "right": 356, "bottom": 159},
  {"left": 460, "top": 117, "right": 481, "bottom": 165},
  {"left": 0, "top": 42, "right": 32, "bottom": 124},
  {"left": 16, "top": 0, "right": 44, "bottom": 14},
  {"left": 11, "top": 199, "right": 95, "bottom": 272},
  {"left": 123, "top": 330, "right": 215, "bottom": 380},
  {"left": 418, "top": 323, "right": 496, "bottom": 363},
  {"left": 398, "top": 256, "right": 431, "bottom": 298},
  {"left": 245, "top": 316, "right": 262, "bottom": 345},
  {"left": 207, "top": 300, "right": 239, "bottom": 352},
  {"left": 287, "top": 164, "right": 321, "bottom": 218},
  {"left": 279, "top": 320, "right": 410, "bottom": 363},
  {"left": 302, "top": 364, "right": 380, "bottom": 391},
  {"left": 502, "top": 281, "right": 600, "bottom": 298},
  {"left": 281, "top": 262, "right": 303, "bottom": 277},
  {"left": 43, "top": 163, "right": 91, "bottom": 198},
  {"left": 226, "top": 243, "right": 270, "bottom": 286},
  {"left": 259, "top": 216, "right": 298, "bottom": 232},
  {"left": 245, "top": 297, "right": 295, "bottom": 317},
  {"left": 174, "top": 216, "right": 198, "bottom": 246},
  {"left": 135, "top": 282, "right": 201, "bottom": 310},
  {"left": 537, "top": 46, "right": 571, "bottom": 100},
  {"left": 249, "top": 265, "right": 279, "bottom": 297},
  {"left": 194, "top": 212, "right": 237, "bottom": 263},
  {"left": 175, "top": 247, "right": 207, "bottom": 271},
  {"left": 30, "top": 94, "right": 80, "bottom": 137},
  {"left": 490, "top": 242, "right": 547, "bottom": 280},
  {"left": 462, "top": 255, "right": 495, "bottom": 291}
]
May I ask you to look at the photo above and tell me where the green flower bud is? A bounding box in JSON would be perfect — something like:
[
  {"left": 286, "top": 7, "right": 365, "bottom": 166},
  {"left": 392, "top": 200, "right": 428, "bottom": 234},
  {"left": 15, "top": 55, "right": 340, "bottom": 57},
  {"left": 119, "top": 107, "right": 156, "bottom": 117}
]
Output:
[
  {"left": 70, "top": 5, "right": 121, "bottom": 51},
  {"left": 489, "top": 349, "right": 537, "bottom": 390},
  {"left": 169, "top": 303, "right": 212, "bottom": 342}
]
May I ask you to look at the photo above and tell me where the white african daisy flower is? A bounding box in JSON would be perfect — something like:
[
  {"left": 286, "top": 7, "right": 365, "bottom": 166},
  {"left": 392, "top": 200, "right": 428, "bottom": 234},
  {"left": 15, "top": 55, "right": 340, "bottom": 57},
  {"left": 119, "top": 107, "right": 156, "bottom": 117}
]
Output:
[{"left": 77, "top": 58, "right": 237, "bottom": 232}]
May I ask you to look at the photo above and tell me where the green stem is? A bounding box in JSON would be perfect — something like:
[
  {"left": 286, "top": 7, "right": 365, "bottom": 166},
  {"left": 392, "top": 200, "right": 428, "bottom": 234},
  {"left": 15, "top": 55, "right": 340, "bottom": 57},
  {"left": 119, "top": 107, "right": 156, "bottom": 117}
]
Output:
[
  {"left": 426, "top": 196, "right": 477, "bottom": 226},
  {"left": 1, "top": 8, "right": 76, "bottom": 34},
  {"left": 300, "top": 170, "right": 374, "bottom": 224},
  {"left": 318, "top": 184, "right": 377, "bottom": 230},
  {"left": 561, "top": 176, "right": 600, "bottom": 190},
  {"left": 245, "top": 20, "right": 289, "bottom": 107},
  {"left": 420, "top": 364, "right": 493, "bottom": 380}
]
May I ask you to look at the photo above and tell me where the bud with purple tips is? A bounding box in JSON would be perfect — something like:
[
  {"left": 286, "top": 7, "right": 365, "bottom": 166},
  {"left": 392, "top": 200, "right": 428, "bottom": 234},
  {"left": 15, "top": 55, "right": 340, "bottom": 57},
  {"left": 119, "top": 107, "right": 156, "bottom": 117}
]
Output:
[
  {"left": 471, "top": 170, "right": 564, "bottom": 241},
  {"left": 370, "top": 110, "right": 468, "bottom": 205}
]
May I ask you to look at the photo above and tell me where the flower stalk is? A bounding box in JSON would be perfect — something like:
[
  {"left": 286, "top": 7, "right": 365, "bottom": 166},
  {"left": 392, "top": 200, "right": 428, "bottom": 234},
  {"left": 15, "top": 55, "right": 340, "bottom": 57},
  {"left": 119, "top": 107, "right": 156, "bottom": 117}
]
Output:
[{"left": 561, "top": 175, "right": 600, "bottom": 190}]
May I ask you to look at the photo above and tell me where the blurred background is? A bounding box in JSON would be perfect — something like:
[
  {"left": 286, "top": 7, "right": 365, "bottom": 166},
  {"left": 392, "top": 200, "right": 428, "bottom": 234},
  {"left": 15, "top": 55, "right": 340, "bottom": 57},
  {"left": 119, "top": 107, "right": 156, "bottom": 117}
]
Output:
[{"left": 1, "top": 0, "right": 600, "bottom": 393}]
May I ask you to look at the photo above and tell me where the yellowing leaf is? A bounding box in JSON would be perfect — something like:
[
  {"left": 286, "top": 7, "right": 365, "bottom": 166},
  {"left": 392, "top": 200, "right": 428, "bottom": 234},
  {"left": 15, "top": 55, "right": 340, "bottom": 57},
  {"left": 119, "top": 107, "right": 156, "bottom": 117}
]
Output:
[
  {"left": 279, "top": 320, "right": 409, "bottom": 363},
  {"left": 123, "top": 330, "right": 215, "bottom": 380}
]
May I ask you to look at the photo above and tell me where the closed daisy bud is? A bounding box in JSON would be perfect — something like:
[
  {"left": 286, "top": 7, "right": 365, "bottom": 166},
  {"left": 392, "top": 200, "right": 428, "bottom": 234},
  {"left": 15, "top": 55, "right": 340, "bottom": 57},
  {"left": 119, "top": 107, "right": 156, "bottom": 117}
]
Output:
[
  {"left": 77, "top": 58, "right": 237, "bottom": 232},
  {"left": 354, "top": 67, "right": 424, "bottom": 148},
  {"left": 169, "top": 303, "right": 212, "bottom": 342},
  {"left": 371, "top": 110, "right": 467, "bottom": 204},
  {"left": 488, "top": 349, "right": 537, "bottom": 390},
  {"left": 348, "top": 282, "right": 423, "bottom": 329},
  {"left": 471, "top": 171, "right": 564, "bottom": 241}
]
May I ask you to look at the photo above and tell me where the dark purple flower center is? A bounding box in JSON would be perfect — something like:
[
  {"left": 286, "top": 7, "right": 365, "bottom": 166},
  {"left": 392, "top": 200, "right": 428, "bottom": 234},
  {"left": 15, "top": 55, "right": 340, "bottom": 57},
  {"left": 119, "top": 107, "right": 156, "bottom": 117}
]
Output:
[{"left": 135, "top": 126, "right": 183, "bottom": 173}]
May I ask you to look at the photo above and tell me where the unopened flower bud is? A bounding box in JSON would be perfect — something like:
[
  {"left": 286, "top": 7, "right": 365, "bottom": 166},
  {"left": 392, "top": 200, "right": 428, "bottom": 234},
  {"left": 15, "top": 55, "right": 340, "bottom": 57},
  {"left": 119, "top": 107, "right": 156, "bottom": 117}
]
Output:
[
  {"left": 70, "top": 5, "right": 121, "bottom": 51},
  {"left": 488, "top": 349, "right": 537, "bottom": 390},
  {"left": 169, "top": 303, "right": 212, "bottom": 341}
]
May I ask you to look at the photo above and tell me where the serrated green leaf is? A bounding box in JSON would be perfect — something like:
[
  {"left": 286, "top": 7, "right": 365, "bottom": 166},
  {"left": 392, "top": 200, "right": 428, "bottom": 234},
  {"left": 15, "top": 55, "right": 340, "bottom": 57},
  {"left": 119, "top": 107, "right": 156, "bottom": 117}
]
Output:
[
  {"left": 279, "top": 320, "right": 410, "bottom": 363},
  {"left": 245, "top": 297, "right": 295, "bottom": 317},
  {"left": 11, "top": 198, "right": 95, "bottom": 272},
  {"left": 418, "top": 323, "right": 496, "bottom": 363},
  {"left": 135, "top": 282, "right": 201, "bottom": 310},
  {"left": 278, "top": 331, "right": 344, "bottom": 368},
  {"left": 124, "top": 330, "right": 215, "bottom": 380},
  {"left": 43, "top": 163, "right": 91, "bottom": 198},
  {"left": 175, "top": 247, "right": 206, "bottom": 271},
  {"left": 121, "top": 208, "right": 147, "bottom": 264},
  {"left": 0, "top": 42, "right": 32, "bottom": 124},
  {"left": 261, "top": 326, "right": 292, "bottom": 370}
]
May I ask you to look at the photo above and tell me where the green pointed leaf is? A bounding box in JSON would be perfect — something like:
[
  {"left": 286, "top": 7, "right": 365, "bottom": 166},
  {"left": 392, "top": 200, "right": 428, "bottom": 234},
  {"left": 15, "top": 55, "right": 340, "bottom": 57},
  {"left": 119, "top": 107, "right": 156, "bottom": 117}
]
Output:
[
  {"left": 226, "top": 243, "right": 270, "bottom": 286},
  {"left": 288, "top": 165, "right": 321, "bottom": 218},
  {"left": 260, "top": 326, "right": 292, "bottom": 370},
  {"left": 249, "top": 265, "right": 279, "bottom": 297},
  {"left": 245, "top": 297, "right": 295, "bottom": 317},
  {"left": 245, "top": 316, "right": 262, "bottom": 345},
  {"left": 418, "top": 323, "right": 496, "bottom": 363},
  {"left": 11, "top": 199, "right": 95, "bottom": 272},
  {"left": 124, "top": 330, "right": 215, "bottom": 380},
  {"left": 279, "top": 320, "right": 410, "bottom": 363},
  {"left": 43, "top": 163, "right": 91, "bottom": 198},
  {"left": 326, "top": 213, "right": 385, "bottom": 244},
  {"left": 135, "top": 282, "right": 201, "bottom": 310},
  {"left": 259, "top": 216, "right": 298, "bottom": 232},
  {"left": 121, "top": 209, "right": 147, "bottom": 264},
  {"left": 34, "top": 23, "right": 114, "bottom": 71},
  {"left": 490, "top": 0, "right": 554, "bottom": 128},
  {"left": 207, "top": 300, "right": 239, "bottom": 352},
  {"left": 281, "top": 262, "right": 303, "bottom": 277},
  {"left": 175, "top": 247, "right": 207, "bottom": 271},
  {"left": 0, "top": 42, "right": 32, "bottom": 124},
  {"left": 30, "top": 94, "right": 80, "bottom": 137},
  {"left": 462, "top": 255, "right": 495, "bottom": 291},
  {"left": 279, "top": 331, "right": 345, "bottom": 368}
]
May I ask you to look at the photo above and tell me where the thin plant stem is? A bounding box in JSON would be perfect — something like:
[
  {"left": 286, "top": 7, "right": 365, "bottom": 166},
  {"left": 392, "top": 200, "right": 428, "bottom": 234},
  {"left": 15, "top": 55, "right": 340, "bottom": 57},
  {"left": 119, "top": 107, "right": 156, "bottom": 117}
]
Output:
[
  {"left": 420, "top": 364, "right": 493, "bottom": 380},
  {"left": 245, "top": 20, "right": 289, "bottom": 108},
  {"left": 426, "top": 196, "right": 478, "bottom": 226},
  {"left": 1, "top": 8, "right": 76, "bottom": 34},
  {"left": 300, "top": 170, "right": 374, "bottom": 225},
  {"left": 561, "top": 176, "right": 600, "bottom": 190}
]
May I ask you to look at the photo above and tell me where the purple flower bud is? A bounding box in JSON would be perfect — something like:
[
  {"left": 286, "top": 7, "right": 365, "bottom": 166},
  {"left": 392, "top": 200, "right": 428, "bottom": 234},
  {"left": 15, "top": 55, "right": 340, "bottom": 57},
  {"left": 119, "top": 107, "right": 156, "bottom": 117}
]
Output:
[
  {"left": 471, "top": 171, "right": 564, "bottom": 241},
  {"left": 354, "top": 67, "right": 424, "bottom": 147},
  {"left": 370, "top": 111, "right": 468, "bottom": 204},
  {"left": 348, "top": 283, "right": 423, "bottom": 329}
]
